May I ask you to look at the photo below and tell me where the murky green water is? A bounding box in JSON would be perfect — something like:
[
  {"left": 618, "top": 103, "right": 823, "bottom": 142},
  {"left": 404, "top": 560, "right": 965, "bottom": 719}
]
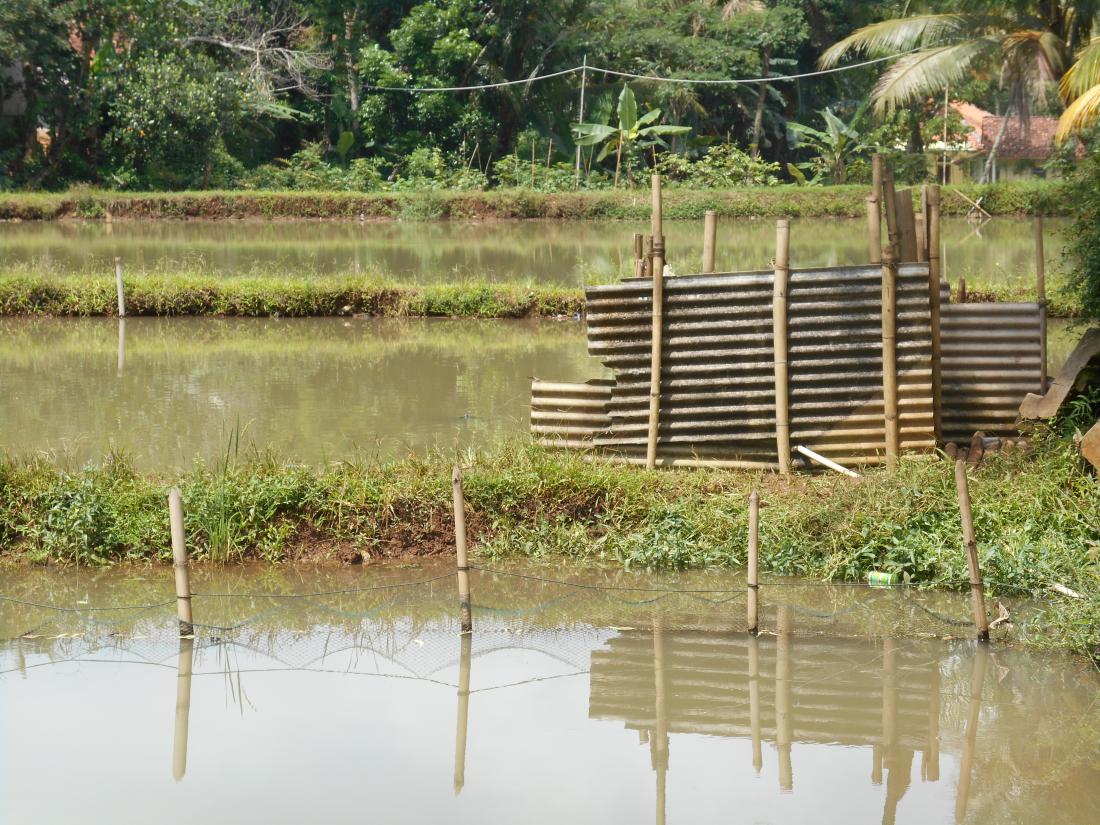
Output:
[
  {"left": 1, "top": 562, "right": 1097, "bottom": 824},
  {"left": 0, "top": 317, "right": 595, "bottom": 469},
  {"left": 0, "top": 216, "right": 1068, "bottom": 286}
]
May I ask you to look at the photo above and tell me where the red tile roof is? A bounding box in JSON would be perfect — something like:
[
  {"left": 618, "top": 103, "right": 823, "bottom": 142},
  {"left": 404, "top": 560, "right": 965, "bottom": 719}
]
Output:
[{"left": 949, "top": 101, "right": 1081, "bottom": 159}]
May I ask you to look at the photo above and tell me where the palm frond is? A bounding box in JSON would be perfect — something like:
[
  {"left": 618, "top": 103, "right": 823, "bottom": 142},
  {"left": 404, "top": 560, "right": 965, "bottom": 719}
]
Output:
[
  {"left": 870, "top": 40, "right": 1000, "bottom": 115},
  {"left": 1061, "top": 37, "right": 1100, "bottom": 100},
  {"left": 1003, "top": 30, "right": 1068, "bottom": 84},
  {"left": 819, "top": 14, "right": 999, "bottom": 67},
  {"left": 1056, "top": 83, "right": 1100, "bottom": 142}
]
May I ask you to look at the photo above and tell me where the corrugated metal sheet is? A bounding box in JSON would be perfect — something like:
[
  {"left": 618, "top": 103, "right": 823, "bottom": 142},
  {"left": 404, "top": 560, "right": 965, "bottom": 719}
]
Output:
[{"left": 940, "top": 303, "right": 1043, "bottom": 441}]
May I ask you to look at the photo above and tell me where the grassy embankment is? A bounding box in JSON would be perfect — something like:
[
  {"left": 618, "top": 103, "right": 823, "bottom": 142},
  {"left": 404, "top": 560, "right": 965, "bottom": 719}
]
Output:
[
  {"left": 1, "top": 427, "right": 1097, "bottom": 653},
  {"left": 0, "top": 180, "right": 1071, "bottom": 221}
]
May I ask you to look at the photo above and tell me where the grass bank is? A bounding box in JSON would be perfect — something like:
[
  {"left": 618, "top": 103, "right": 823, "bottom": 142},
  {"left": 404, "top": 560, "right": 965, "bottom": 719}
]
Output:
[
  {"left": 0, "top": 180, "right": 1070, "bottom": 221},
  {"left": 1, "top": 431, "right": 1096, "bottom": 653},
  {"left": 0, "top": 266, "right": 1083, "bottom": 317}
]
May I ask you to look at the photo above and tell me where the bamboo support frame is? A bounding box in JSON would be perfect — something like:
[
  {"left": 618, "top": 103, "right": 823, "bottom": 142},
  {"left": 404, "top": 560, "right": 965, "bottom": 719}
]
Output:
[
  {"left": 747, "top": 490, "right": 760, "bottom": 634},
  {"left": 954, "top": 459, "right": 989, "bottom": 640},
  {"left": 881, "top": 246, "right": 900, "bottom": 469},
  {"left": 869, "top": 155, "right": 883, "bottom": 264},
  {"left": 452, "top": 466, "right": 473, "bottom": 633},
  {"left": 702, "top": 210, "right": 717, "bottom": 274},
  {"left": 646, "top": 174, "right": 665, "bottom": 470},
  {"left": 168, "top": 488, "right": 192, "bottom": 636},
  {"left": 1036, "top": 216, "right": 1048, "bottom": 391},
  {"left": 115, "top": 257, "right": 126, "bottom": 318},
  {"left": 927, "top": 186, "right": 944, "bottom": 443},
  {"left": 773, "top": 219, "right": 791, "bottom": 473}
]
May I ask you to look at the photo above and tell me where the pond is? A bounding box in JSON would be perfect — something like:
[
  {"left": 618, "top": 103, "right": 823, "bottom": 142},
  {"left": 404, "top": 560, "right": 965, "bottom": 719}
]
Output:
[
  {"left": 0, "top": 316, "right": 1083, "bottom": 471},
  {"left": 0, "top": 216, "right": 1069, "bottom": 287},
  {"left": 1, "top": 562, "right": 1097, "bottom": 824}
]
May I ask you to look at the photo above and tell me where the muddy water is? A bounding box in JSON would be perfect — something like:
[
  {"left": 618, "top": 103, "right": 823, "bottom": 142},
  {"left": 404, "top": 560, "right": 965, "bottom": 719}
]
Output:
[
  {"left": 1, "top": 216, "right": 1069, "bottom": 286},
  {"left": 0, "top": 317, "right": 596, "bottom": 469},
  {"left": 1, "top": 562, "right": 1096, "bottom": 825}
]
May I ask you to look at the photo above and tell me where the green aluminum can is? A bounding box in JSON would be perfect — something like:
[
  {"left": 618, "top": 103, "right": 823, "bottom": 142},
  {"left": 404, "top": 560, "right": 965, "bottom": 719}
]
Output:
[{"left": 867, "top": 570, "right": 901, "bottom": 587}]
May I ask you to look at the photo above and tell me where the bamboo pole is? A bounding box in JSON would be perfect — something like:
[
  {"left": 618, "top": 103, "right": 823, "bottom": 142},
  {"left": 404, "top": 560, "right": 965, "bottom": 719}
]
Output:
[
  {"left": 914, "top": 213, "right": 927, "bottom": 263},
  {"left": 869, "top": 155, "right": 883, "bottom": 264},
  {"left": 954, "top": 643, "right": 988, "bottom": 823},
  {"left": 794, "top": 445, "right": 860, "bottom": 477},
  {"left": 575, "top": 54, "right": 587, "bottom": 187},
  {"left": 775, "top": 605, "right": 793, "bottom": 792},
  {"left": 646, "top": 175, "right": 665, "bottom": 470},
  {"left": 115, "top": 257, "right": 126, "bottom": 318},
  {"left": 958, "top": 277, "right": 967, "bottom": 303},
  {"left": 881, "top": 163, "right": 900, "bottom": 259},
  {"left": 927, "top": 186, "right": 944, "bottom": 443},
  {"left": 168, "top": 488, "right": 192, "bottom": 636},
  {"left": 954, "top": 459, "right": 989, "bottom": 640},
  {"left": 1036, "top": 216, "right": 1048, "bottom": 391},
  {"left": 452, "top": 466, "right": 473, "bottom": 633},
  {"left": 895, "top": 189, "right": 917, "bottom": 262},
  {"left": 747, "top": 490, "right": 760, "bottom": 634},
  {"left": 702, "top": 210, "right": 717, "bottom": 273},
  {"left": 453, "top": 631, "right": 472, "bottom": 793},
  {"left": 747, "top": 634, "right": 763, "bottom": 774},
  {"left": 633, "top": 232, "right": 645, "bottom": 278},
  {"left": 881, "top": 246, "right": 900, "bottom": 469},
  {"left": 773, "top": 219, "right": 791, "bottom": 473},
  {"left": 172, "top": 637, "right": 194, "bottom": 781}
]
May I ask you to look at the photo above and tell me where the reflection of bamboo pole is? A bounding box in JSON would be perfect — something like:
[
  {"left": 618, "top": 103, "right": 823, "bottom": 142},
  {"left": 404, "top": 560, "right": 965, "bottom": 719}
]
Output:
[
  {"left": 1035, "top": 216, "right": 1048, "bottom": 391},
  {"left": 702, "top": 210, "right": 717, "bottom": 273},
  {"left": 747, "top": 634, "right": 763, "bottom": 774},
  {"left": 169, "top": 488, "right": 193, "bottom": 636},
  {"left": 927, "top": 186, "right": 944, "bottom": 443},
  {"left": 924, "top": 652, "right": 941, "bottom": 782},
  {"left": 955, "top": 643, "right": 988, "bottom": 823},
  {"left": 882, "top": 638, "right": 898, "bottom": 752},
  {"left": 869, "top": 155, "right": 883, "bottom": 264},
  {"left": 117, "top": 318, "right": 126, "bottom": 374},
  {"left": 881, "top": 246, "right": 900, "bottom": 469},
  {"left": 775, "top": 605, "right": 793, "bottom": 792},
  {"left": 652, "top": 616, "right": 668, "bottom": 825},
  {"left": 453, "top": 632, "right": 472, "bottom": 793},
  {"left": 452, "top": 467, "right": 473, "bottom": 633},
  {"left": 773, "top": 220, "right": 791, "bottom": 473},
  {"left": 954, "top": 460, "right": 989, "bottom": 640},
  {"left": 115, "top": 257, "right": 126, "bottom": 318},
  {"left": 172, "top": 637, "right": 194, "bottom": 781},
  {"left": 747, "top": 491, "right": 760, "bottom": 634}
]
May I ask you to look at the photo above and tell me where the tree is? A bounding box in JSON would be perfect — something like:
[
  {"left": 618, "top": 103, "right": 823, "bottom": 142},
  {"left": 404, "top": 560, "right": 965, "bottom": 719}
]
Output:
[
  {"left": 571, "top": 84, "right": 690, "bottom": 186},
  {"left": 1057, "top": 36, "right": 1100, "bottom": 141},
  {"left": 787, "top": 105, "right": 868, "bottom": 183}
]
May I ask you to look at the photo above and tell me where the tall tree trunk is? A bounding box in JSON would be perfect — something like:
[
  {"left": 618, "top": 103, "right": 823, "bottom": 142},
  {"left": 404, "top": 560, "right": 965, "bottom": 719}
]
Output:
[
  {"left": 978, "top": 98, "right": 1015, "bottom": 184},
  {"left": 344, "top": 11, "right": 360, "bottom": 134},
  {"left": 750, "top": 51, "right": 770, "bottom": 158},
  {"left": 614, "top": 140, "right": 623, "bottom": 187}
]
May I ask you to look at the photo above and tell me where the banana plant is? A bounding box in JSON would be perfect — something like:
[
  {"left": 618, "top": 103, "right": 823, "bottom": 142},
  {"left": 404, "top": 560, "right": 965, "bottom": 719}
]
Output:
[
  {"left": 787, "top": 106, "right": 868, "bottom": 184},
  {"left": 572, "top": 85, "right": 691, "bottom": 187}
]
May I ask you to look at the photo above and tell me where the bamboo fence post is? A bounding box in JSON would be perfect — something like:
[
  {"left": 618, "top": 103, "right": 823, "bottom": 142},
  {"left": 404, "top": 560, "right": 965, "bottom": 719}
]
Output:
[
  {"left": 452, "top": 466, "right": 473, "bottom": 633},
  {"left": 773, "top": 219, "right": 791, "bottom": 473},
  {"left": 633, "top": 232, "right": 645, "bottom": 278},
  {"left": 881, "top": 246, "right": 900, "bottom": 469},
  {"left": 915, "top": 213, "right": 927, "bottom": 263},
  {"left": 958, "top": 276, "right": 967, "bottom": 303},
  {"left": 1036, "top": 216, "right": 1048, "bottom": 391},
  {"left": 747, "top": 490, "right": 760, "bottom": 634},
  {"left": 927, "top": 186, "right": 944, "bottom": 443},
  {"left": 895, "top": 189, "right": 917, "bottom": 262},
  {"left": 172, "top": 637, "right": 194, "bottom": 781},
  {"left": 702, "top": 210, "right": 717, "bottom": 273},
  {"left": 168, "top": 488, "right": 192, "bottom": 636},
  {"left": 954, "top": 459, "right": 989, "bottom": 640},
  {"left": 868, "top": 154, "right": 883, "bottom": 264},
  {"left": 646, "top": 175, "right": 665, "bottom": 470},
  {"left": 115, "top": 257, "right": 126, "bottom": 318},
  {"left": 881, "top": 163, "right": 900, "bottom": 259},
  {"left": 453, "top": 631, "right": 472, "bottom": 793},
  {"left": 747, "top": 634, "right": 763, "bottom": 774}
]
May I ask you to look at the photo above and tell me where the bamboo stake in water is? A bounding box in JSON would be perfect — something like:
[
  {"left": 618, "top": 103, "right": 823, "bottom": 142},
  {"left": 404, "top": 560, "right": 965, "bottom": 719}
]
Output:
[
  {"left": 168, "top": 488, "right": 192, "bottom": 636},
  {"left": 747, "top": 490, "right": 760, "bottom": 634},
  {"left": 452, "top": 466, "right": 473, "bottom": 633},
  {"left": 927, "top": 186, "right": 944, "bottom": 443},
  {"left": 702, "top": 210, "right": 717, "bottom": 273},
  {"left": 1036, "top": 216, "right": 1048, "bottom": 392},
  {"left": 115, "top": 257, "right": 126, "bottom": 318},
  {"left": 881, "top": 246, "right": 900, "bottom": 469},
  {"left": 954, "top": 459, "right": 989, "bottom": 640},
  {"left": 453, "top": 631, "right": 472, "bottom": 793},
  {"left": 773, "top": 219, "right": 791, "bottom": 473},
  {"left": 172, "top": 637, "right": 194, "bottom": 781},
  {"left": 868, "top": 153, "right": 883, "bottom": 264}
]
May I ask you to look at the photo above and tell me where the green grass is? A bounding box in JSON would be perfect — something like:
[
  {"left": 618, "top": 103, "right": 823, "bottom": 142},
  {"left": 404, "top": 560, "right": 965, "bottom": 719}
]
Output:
[
  {"left": 0, "top": 180, "right": 1072, "bottom": 221},
  {"left": 1, "top": 429, "right": 1097, "bottom": 653}
]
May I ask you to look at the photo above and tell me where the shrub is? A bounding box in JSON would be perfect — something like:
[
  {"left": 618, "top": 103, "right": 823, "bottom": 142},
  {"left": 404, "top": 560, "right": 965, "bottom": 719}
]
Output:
[{"left": 656, "top": 144, "right": 782, "bottom": 187}]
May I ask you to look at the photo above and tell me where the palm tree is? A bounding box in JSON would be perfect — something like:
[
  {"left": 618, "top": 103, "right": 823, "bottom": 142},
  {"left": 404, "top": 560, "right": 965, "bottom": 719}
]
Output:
[
  {"left": 818, "top": 4, "right": 1096, "bottom": 182},
  {"left": 1057, "top": 36, "right": 1100, "bottom": 140}
]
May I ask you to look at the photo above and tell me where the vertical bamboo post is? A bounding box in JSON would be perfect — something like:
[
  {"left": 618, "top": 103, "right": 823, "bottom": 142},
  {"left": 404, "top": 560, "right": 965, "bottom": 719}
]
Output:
[
  {"left": 868, "top": 154, "right": 883, "bottom": 264},
  {"left": 1035, "top": 216, "right": 1048, "bottom": 392},
  {"left": 954, "top": 459, "right": 989, "bottom": 640},
  {"left": 954, "top": 643, "right": 988, "bottom": 823},
  {"left": 702, "top": 210, "right": 717, "bottom": 273},
  {"left": 881, "top": 163, "right": 900, "bottom": 259},
  {"left": 773, "top": 220, "right": 791, "bottom": 473},
  {"left": 452, "top": 466, "right": 473, "bottom": 633},
  {"left": 168, "top": 488, "right": 192, "bottom": 636},
  {"left": 881, "top": 246, "right": 900, "bottom": 469},
  {"left": 646, "top": 175, "right": 665, "bottom": 470},
  {"left": 914, "top": 214, "right": 927, "bottom": 263},
  {"left": 958, "top": 277, "right": 967, "bottom": 303},
  {"left": 895, "top": 189, "right": 917, "bottom": 262},
  {"left": 172, "top": 637, "right": 194, "bottom": 781},
  {"left": 453, "top": 631, "right": 472, "bottom": 793},
  {"left": 775, "top": 604, "right": 793, "bottom": 792},
  {"left": 747, "top": 635, "right": 763, "bottom": 774},
  {"left": 927, "top": 186, "right": 944, "bottom": 443},
  {"left": 633, "top": 232, "right": 645, "bottom": 278},
  {"left": 115, "top": 257, "right": 126, "bottom": 318},
  {"left": 747, "top": 490, "right": 760, "bottom": 634}
]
